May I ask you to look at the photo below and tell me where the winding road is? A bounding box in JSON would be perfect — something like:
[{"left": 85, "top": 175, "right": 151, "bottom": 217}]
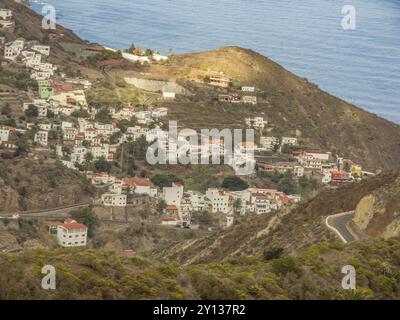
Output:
[{"left": 325, "top": 211, "right": 356, "bottom": 243}]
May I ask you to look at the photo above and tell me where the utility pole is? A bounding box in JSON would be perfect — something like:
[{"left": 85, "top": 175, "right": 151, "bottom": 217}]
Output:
[{"left": 120, "top": 142, "right": 124, "bottom": 173}]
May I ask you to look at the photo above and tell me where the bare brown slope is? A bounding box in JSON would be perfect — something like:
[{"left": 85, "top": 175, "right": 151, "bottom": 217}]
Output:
[
  {"left": 0, "top": 157, "right": 95, "bottom": 213},
  {"left": 161, "top": 169, "right": 400, "bottom": 264},
  {"left": 171, "top": 47, "right": 400, "bottom": 171},
  {"left": 2, "top": 0, "right": 82, "bottom": 43}
]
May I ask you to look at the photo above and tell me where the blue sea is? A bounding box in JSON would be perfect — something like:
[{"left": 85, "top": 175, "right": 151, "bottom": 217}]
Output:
[{"left": 31, "top": 0, "right": 400, "bottom": 123}]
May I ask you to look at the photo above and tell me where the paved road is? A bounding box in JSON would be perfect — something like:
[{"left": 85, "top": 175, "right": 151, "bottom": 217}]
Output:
[
  {"left": 325, "top": 211, "right": 356, "bottom": 243},
  {"left": 0, "top": 203, "right": 91, "bottom": 219}
]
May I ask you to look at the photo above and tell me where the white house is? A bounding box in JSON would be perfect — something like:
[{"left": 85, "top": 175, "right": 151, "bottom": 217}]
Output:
[
  {"left": 56, "top": 219, "right": 88, "bottom": 248},
  {"left": 206, "top": 188, "right": 233, "bottom": 214},
  {"left": 0, "top": 125, "right": 13, "bottom": 142},
  {"left": 294, "top": 166, "right": 305, "bottom": 177},
  {"left": 4, "top": 45, "right": 19, "bottom": 60},
  {"left": 281, "top": 137, "right": 298, "bottom": 146},
  {"left": 224, "top": 215, "right": 234, "bottom": 228},
  {"left": 163, "top": 182, "right": 184, "bottom": 207},
  {"left": 39, "top": 123, "right": 52, "bottom": 131},
  {"left": 101, "top": 194, "right": 127, "bottom": 207},
  {"left": 32, "top": 45, "right": 50, "bottom": 56},
  {"left": 151, "top": 107, "right": 168, "bottom": 118},
  {"left": 123, "top": 177, "right": 157, "bottom": 197},
  {"left": 245, "top": 117, "right": 267, "bottom": 130},
  {"left": 162, "top": 85, "right": 176, "bottom": 99},
  {"left": 63, "top": 127, "right": 77, "bottom": 141},
  {"left": 322, "top": 171, "right": 332, "bottom": 184},
  {"left": 260, "top": 136, "right": 279, "bottom": 151},
  {"left": 34, "top": 130, "right": 48, "bottom": 146},
  {"left": 0, "top": 9, "right": 12, "bottom": 19},
  {"left": 241, "top": 86, "right": 255, "bottom": 92}
]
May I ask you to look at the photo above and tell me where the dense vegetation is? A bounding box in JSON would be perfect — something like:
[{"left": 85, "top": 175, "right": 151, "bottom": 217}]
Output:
[{"left": 0, "top": 238, "right": 398, "bottom": 299}]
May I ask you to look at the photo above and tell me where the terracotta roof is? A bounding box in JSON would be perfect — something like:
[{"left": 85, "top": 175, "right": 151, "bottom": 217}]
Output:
[
  {"left": 162, "top": 216, "right": 178, "bottom": 221},
  {"left": 123, "top": 177, "right": 153, "bottom": 187},
  {"left": 165, "top": 205, "right": 178, "bottom": 211},
  {"left": 61, "top": 223, "right": 87, "bottom": 231},
  {"left": 46, "top": 221, "right": 62, "bottom": 227},
  {"left": 304, "top": 150, "right": 328, "bottom": 154}
]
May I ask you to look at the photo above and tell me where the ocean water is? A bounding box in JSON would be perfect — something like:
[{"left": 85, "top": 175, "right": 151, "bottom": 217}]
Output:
[{"left": 30, "top": 0, "right": 400, "bottom": 123}]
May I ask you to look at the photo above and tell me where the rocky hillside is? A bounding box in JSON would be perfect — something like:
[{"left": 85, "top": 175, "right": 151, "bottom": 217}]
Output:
[
  {"left": 160, "top": 169, "right": 400, "bottom": 264},
  {"left": 352, "top": 173, "right": 400, "bottom": 240},
  {"left": 165, "top": 47, "right": 400, "bottom": 171},
  {"left": 0, "top": 157, "right": 95, "bottom": 213}
]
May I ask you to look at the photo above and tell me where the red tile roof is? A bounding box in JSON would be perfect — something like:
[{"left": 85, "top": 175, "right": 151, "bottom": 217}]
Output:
[
  {"left": 123, "top": 177, "right": 153, "bottom": 187},
  {"left": 62, "top": 223, "right": 87, "bottom": 231}
]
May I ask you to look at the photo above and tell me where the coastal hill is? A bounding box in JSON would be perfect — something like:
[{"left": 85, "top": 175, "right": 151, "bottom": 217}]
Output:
[
  {"left": 163, "top": 47, "right": 400, "bottom": 171},
  {"left": 160, "top": 168, "right": 400, "bottom": 264},
  {"left": 3, "top": 0, "right": 400, "bottom": 171}
]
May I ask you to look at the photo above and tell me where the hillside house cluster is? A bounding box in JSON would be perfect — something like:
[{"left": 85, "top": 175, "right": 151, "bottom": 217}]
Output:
[
  {"left": 258, "top": 147, "right": 364, "bottom": 186},
  {"left": 159, "top": 183, "right": 300, "bottom": 229},
  {"left": 3, "top": 37, "right": 56, "bottom": 80}
]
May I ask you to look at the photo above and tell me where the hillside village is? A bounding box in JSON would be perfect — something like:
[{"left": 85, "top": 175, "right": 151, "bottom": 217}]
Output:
[{"left": 0, "top": 7, "right": 374, "bottom": 250}]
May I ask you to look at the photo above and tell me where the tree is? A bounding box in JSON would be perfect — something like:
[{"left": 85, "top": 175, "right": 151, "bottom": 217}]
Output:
[
  {"left": 94, "top": 157, "right": 111, "bottom": 173},
  {"left": 157, "top": 200, "right": 167, "bottom": 213},
  {"left": 145, "top": 48, "right": 154, "bottom": 57},
  {"left": 277, "top": 176, "right": 295, "bottom": 194},
  {"left": 151, "top": 174, "right": 181, "bottom": 188},
  {"left": 70, "top": 207, "right": 99, "bottom": 237},
  {"left": 25, "top": 105, "right": 39, "bottom": 118},
  {"left": 222, "top": 176, "right": 249, "bottom": 191},
  {"left": 233, "top": 198, "right": 242, "bottom": 212},
  {"left": 15, "top": 136, "right": 29, "bottom": 155},
  {"left": 1, "top": 103, "right": 11, "bottom": 117},
  {"left": 47, "top": 110, "right": 55, "bottom": 118},
  {"left": 110, "top": 131, "right": 123, "bottom": 144},
  {"left": 271, "top": 257, "right": 302, "bottom": 276},
  {"left": 95, "top": 107, "right": 112, "bottom": 124},
  {"left": 128, "top": 43, "right": 136, "bottom": 53},
  {"left": 263, "top": 247, "right": 284, "bottom": 261},
  {"left": 84, "top": 152, "right": 94, "bottom": 165}
]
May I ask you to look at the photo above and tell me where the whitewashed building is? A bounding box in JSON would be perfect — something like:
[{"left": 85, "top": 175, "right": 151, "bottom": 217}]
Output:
[
  {"left": 34, "top": 130, "right": 48, "bottom": 146},
  {"left": 56, "top": 219, "right": 88, "bottom": 248},
  {"left": 101, "top": 194, "right": 127, "bottom": 207}
]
